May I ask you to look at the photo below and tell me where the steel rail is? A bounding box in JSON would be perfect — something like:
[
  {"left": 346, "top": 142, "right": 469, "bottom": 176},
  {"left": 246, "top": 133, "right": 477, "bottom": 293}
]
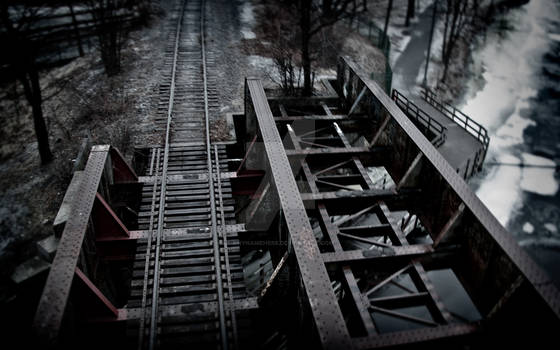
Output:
[
  {"left": 200, "top": 0, "right": 229, "bottom": 348},
  {"left": 137, "top": 148, "right": 161, "bottom": 350},
  {"left": 143, "top": 1, "right": 187, "bottom": 349},
  {"left": 215, "top": 145, "right": 239, "bottom": 349}
]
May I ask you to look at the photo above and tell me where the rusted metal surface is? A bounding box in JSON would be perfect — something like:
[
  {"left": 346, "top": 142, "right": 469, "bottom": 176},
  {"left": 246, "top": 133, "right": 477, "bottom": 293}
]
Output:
[
  {"left": 339, "top": 57, "right": 559, "bottom": 316},
  {"left": 237, "top": 57, "right": 559, "bottom": 348},
  {"left": 32, "top": 145, "right": 127, "bottom": 344},
  {"left": 245, "top": 78, "right": 353, "bottom": 349},
  {"left": 31, "top": 19, "right": 559, "bottom": 348}
]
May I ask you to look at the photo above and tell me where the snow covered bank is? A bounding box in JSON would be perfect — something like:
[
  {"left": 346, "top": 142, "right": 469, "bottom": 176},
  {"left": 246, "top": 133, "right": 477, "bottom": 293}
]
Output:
[{"left": 462, "top": 1, "right": 560, "bottom": 227}]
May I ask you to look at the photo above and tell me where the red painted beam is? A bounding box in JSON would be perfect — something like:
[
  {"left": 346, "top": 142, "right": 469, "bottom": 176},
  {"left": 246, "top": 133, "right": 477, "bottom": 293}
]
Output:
[
  {"left": 93, "top": 193, "right": 130, "bottom": 239},
  {"left": 110, "top": 147, "right": 138, "bottom": 183},
  {"left": 231, "top": 169, "right": 265, "bottom": 196},
  {"left": 73, "top": 268, "right": 118, "bottom": 318}
]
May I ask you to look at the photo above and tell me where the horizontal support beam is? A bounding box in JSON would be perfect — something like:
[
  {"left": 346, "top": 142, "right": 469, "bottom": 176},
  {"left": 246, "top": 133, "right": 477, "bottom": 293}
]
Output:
[
  {"left": 267, "top": 95, "right": 340, "bottom": 107},
  {"left": 275, "top": 114, "right": 352, "bottom": 121},
  {"left": 353, "top": 323, "right": 478, "bottom": 349},
  {"left": 322, "top": 244, "right": 433, "bottom": 264},
  {"left": 301, "top": 188, "right": 396, "bottom": 202},
  {"left": 301, "top": 189, "right": 420, "bottom": 213},
  {"left": 120, "top": 224, "right": 246, "bottom": 241},
  {"left": 87, "top": 298, "right": 258, "bottom": 324},
  {"left": 137, "top": 171, "right": 238, "bottom": 184},
  {"left": 286, "top": 146, "right": 382, "bottom": 157},
  {"left": 369, "top": 292, "right": 430, "bottom": 308}
]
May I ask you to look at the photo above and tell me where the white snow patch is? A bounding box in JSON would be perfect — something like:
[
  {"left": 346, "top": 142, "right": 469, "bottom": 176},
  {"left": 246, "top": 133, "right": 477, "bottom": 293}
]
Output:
[
  {"left": 241, "top": 29, "right": 256, "bottom": 40},
  {"left": 387, "top": 26, "right": 412, "bottom": 66},
  {"left": 247, "top": 55, "right": 282, "bottom": 83},
  {"left": 544, "top": 223, "right": 558, "bottom": 233},
  {"left": 413, "top": 23, "right": 444, "bottom": 90},
  {"left": 519, "top": 153, "right": 559, "bottom": 196},
  {"left": 417, "top": 0, "right": 432, "bottom": 15},
  {"left": 476, "top": 154, "right": 522, "bottom": 226},
  {"left": 248, "top": 55, "right": 274, "bottom": 68},
  {"left": 549, "top": 33, "right": 560, "bottom": 42},
  {"left": 463, "top": 0, "right": 560, "bottom": 226},
  {"left": 240, "top": 2, "right": 256, "bottom": 39},
  {"left": 523, "top": 222, "right": 535, "bottom": 234},
  {"left": 492, "top": 99, "right": 536, "bottom": 148}
]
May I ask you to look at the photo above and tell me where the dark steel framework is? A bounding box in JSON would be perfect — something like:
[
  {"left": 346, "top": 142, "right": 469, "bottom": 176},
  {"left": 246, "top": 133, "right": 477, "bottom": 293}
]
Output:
[
  {"left": 236, "top": 57, "right": 560, "bottom": 348},
  {"left": 33, "top": 1, "right": 254, "bottom": 349},
  {"left": 31, "top": 4, "right": 559, "bottom": 346},
  {"left": 33, "top": 145, "right": 138, "bottom": 344}
]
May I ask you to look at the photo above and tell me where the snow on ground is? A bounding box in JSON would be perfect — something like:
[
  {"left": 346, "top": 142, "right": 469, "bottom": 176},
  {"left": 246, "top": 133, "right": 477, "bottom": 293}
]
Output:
[
  {"left": 491, "top": 98, "right": 536, "bottom": 149},
  {"left": 549, "top": 33, "right": 560, "bottom": 42},
  {"left": 369, "top": 0, "right": 433, "bottom": 65},
  {"left": 247, "top": 54, "right": 282, "bottom": 87},
  {"left": 460, "top": 1, "right": 560, "bottom": 227},
  {"left": 240, "top": 1, "right": 256, "bottom": 40},
  {"left": 523, "top": 222, "right": 535, "bottom": 234},
  {"left": 413, "top": 20, "right": 443, "bottom": 88},
  {"left": 387, "top": 26, "right": 412, "bottom": 66},
  {"left": 475, "top": 154, "right": 522, "bottom": 226},
  {"left": 520, "top": 153, "right": 558, "bottom": 196}
]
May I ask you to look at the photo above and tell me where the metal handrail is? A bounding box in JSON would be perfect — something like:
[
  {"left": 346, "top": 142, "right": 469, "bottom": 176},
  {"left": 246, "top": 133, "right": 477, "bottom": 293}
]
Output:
[
  {"left": 391, "top": 89, "right": 447, "bottom": 147},
  {"left": 421, "top": 89, "right": 490, "bottom": 152}
]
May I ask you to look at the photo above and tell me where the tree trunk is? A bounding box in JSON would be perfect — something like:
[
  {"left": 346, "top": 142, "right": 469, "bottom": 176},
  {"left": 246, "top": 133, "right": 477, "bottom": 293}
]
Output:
[
  {"left": 1, "top": 5, "right": 53, "bottom": 164},
  {"left": 382, "top": 0, "right": 393, "bottom": 49},
  {"left": 301, "top": 0, "right": 312, "bottom": 96},
  {"left": 442, "top": 0, "right": 451, "bottom": 65},
  {"left": 68, "top": 3, "right": 84, "bottom": 56},
  {"left": 405, "top": 0, "right": 415, "bottom": 27},
  {"left": 20, "top": 64, "right": 53, "bottom": 164},
  {"left": 441, "top": 1, "right": 461, "bottom": 83}
]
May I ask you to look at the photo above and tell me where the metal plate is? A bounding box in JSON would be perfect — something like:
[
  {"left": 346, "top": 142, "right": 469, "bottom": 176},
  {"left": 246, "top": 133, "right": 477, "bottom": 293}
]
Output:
[
  {"left": 247, "top": 78, "right": 353, "bottom": 349},
  {"left": 33, "top": 146, "right": 109, "bottom": 342}
]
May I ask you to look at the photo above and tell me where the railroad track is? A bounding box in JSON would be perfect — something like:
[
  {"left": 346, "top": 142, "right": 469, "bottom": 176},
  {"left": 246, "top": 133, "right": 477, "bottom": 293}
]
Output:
[{"left": 129, "top": 1, "right": 246, "bottom": 348}]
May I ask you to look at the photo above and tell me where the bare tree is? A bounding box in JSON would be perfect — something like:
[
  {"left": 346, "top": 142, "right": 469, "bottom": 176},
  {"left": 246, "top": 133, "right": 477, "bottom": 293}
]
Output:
[
  {"left": 381, "top": 0, "right": 393, "bottom": 48},
  {"left": 1, "top": 4, "right": 53, "bottom": 164},
  {"left": 440, "top": 0, "right": 471, "bottom": 82},
  {"left": 298, "top": 0, "right": 367, "bottom": 96},
  {"left": 405, "top": 0, "right": 415, "bottom": 27},
  {"left": 86, "top": 0, "right": 129, "bottom": 76},
  {"left": 67, "top": 1, "right": 84, "bottom": 57}
]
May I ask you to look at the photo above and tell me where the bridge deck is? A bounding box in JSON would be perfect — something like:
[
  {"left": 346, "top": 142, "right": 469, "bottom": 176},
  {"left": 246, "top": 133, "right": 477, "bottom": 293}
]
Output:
[{"left": 413, "top": 97, "right": 483, "bottom": 172}]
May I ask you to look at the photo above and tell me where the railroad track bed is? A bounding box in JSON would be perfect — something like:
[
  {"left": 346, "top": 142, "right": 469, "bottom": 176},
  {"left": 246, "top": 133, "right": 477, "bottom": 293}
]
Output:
[
  {"left": 128, "top": 146, "right": 249, "bottom": 349},
  {"left": 125, "top": 1, "right": 258, "bottom": 348}
]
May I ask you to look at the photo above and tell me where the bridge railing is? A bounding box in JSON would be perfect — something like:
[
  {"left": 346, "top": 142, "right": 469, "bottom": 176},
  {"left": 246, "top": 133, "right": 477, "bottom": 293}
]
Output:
[
  {"left": 33, "top": 145, "right": 138, "bottom": 345},
  {"left": 391, "top": 89, "right": 447, "bottom": 147},
  {"left": 422, "top": 88, "right": 490, "bottom": 157}
]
